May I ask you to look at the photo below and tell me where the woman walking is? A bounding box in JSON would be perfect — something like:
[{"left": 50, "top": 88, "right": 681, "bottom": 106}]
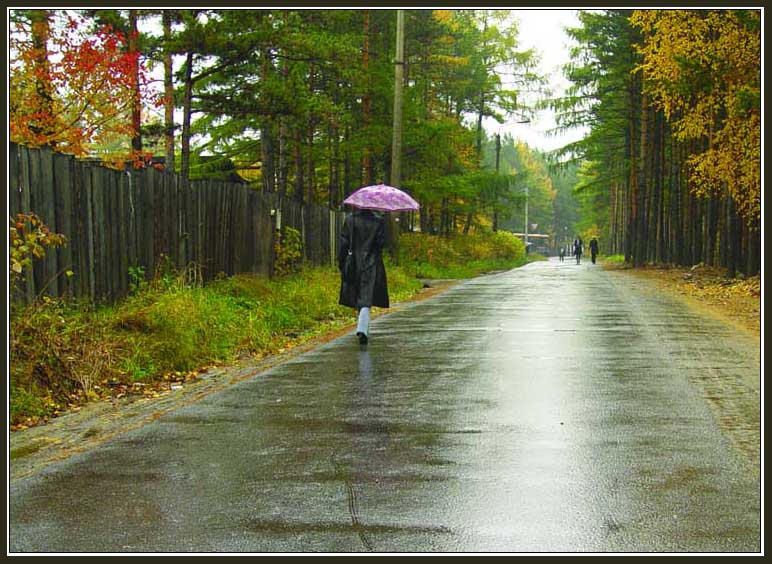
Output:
[{"left": 338, "top": 208, "right": 390, "bottom": 345}]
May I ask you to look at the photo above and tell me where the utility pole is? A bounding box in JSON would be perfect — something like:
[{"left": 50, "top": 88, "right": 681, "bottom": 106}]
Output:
[
  {"left": 524, "top": 184, "right": 529, "bottom": 253},
  {"left": 493, "top": 133, "right": 501, "bottom": 232},
  {"left": 129, "top": 9, "right": 142, "bottom": 155},
  {"left": 391, "top": 9, "right": 404, "bottom": 189},
  {"left": 388, "top": 9, "right": 405, "bottom": 260}
]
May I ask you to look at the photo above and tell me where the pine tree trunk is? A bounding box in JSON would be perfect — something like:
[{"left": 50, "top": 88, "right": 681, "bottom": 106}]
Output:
[
  {"left": 463, "top": 212, "right": 473, "bottom": 234},
  {"left": 343, "top": 125, "right": 352, "bottom": 201},
  {"left": 328, "top": 118, "right": 340, "bottom": 208},
  {"left": 362, "top": 10, "right": 374, "bottom": 186},
  {"left": 29, "top": 10, "right": 55, "bottom": 146},
  {"left": 637, "top": 89, "right": 652, "bottom": 266},
  {"left": 276, "top": 11, "right": 291, "bottom": 202},
  {"left": 306, "top": 121, "right": 315, "bottom": 205},
  {"left": 129, "top": 10, "right": 142, "bottom": 155},
  {"left": 278, "top": 117, "right": 288, "bottom": 199},
  {"left": 726, "top": 194, "right": 738, "bottom": 277},
  {"left": 669, "top": 136, "right": 680, "bottom": 265},
  {"left": 260, "top": 48, "right": 275, "bottom": 194},
  {"left": 162, "top": 10, "right": 175, "bottom": 173},
  {"left": 625, "top": 89, "right": 636, "bottom": 264},
  {"left": 653, "top": 110, "right": 665, "bottom": 263},
  {"left": 180, "top": 51, "right": 194, "bottom": 185},
  {"left": 294, "top": 127, "right": 304, "bottom": 204}
]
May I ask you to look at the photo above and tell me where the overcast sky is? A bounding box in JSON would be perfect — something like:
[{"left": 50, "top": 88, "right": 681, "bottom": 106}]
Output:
[{"left": 484, "top": 9, "right": 589, "bottom": 153}]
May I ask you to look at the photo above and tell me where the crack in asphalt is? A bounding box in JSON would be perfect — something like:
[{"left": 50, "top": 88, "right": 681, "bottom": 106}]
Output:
[{"left": 330, "top": 449, "right": 375, "bottom": 552}]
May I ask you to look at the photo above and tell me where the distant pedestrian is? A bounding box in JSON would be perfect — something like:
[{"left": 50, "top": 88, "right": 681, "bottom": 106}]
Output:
[
  {"left": 573, "top": 237, "right": 583, "bottom": 264},
  {"left": 589, "top": 238, "right": 599, "bottom": 264},
  {"left": 559, "top": 247, "right": 565, "bottom": 262},
  {"left": 338, "top": 208, "right": 390, "bottom": 345}
]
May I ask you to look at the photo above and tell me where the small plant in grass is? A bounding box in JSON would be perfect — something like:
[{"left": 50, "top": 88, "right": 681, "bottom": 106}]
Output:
[
  {"left": 274, "top": 226, "right": 303, "bottom": 277},
  {"left": 128, "top": 265, "right": 147, "bottom": 295}
]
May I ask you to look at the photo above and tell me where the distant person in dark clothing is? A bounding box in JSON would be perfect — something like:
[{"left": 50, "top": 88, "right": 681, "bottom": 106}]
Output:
[
  {"left": 338, "top": 208, "right": 390, "bottom": 345},
  {"left": 559, "top": 247, "right": 565, "bottom": 262},
  {"left": 573, "top": 237, "right": 583, "bottom": 264},
  {"left": 589, "top": 238, "right": 599, "bottom": 264}
]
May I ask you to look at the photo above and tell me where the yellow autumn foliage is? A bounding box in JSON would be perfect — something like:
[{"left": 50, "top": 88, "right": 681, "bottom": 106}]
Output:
[{"left": 630, "top": 9, "right": 760, "bottom": 226}]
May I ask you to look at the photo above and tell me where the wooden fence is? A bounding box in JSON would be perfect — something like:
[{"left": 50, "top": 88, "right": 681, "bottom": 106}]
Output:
[{"left": 9, "top": 143, "right": 345, "bottom": 304}]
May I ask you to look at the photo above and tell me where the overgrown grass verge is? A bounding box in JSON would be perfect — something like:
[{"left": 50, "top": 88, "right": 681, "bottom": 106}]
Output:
[
  {"left": 10, "top": 265, "right": 422, "bottom": 427},
  {"left": 10, "top": 229, "right": 529, "bottom": 428}
]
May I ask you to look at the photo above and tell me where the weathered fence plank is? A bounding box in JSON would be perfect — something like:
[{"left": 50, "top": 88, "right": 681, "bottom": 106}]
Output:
[
  {"left": 125, "top": 171, "right": 138, "bottom": 280},
  {"left": 110, "top": 167, "right": 122, "bottom": 300},
  {"left": 220, "top": 185, "right": 229, "bottom": 275},
  {"left": 29, "top": 149, "right": 46, "bottom": 296},
  {"left": 53, "top": 153, "right": 73, "bottom": 297},
  {"left": 83, "top": 163, "right": 96, "bottom": 301},
  {"left": 140, "top": 167, "right": 155, "bottom": 280},
  {"left": 92, "top": 165, "right": 108, "bottom": 300},
  {"left": 9, "top": 142, "right": 20, "bottom": 217},
  {"left": 105, "top": 168, "right": 117, "bottom": 300},
  {"left": 117, "top": 171, "right": 129, "bottom": 298},
  {"left": 71, "top": 160, "right": 87, "bottom": 298},
  {"left": 18, "top": 146, "right": 36, "bottom": 303},
  {"left": 203, "top": 180, "right": 214, "bottom": 278}
]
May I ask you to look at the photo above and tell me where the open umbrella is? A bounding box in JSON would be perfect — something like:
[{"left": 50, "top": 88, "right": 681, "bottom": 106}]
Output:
[{"left": 342, "top": 184, "right": 420, "bottom": 212}]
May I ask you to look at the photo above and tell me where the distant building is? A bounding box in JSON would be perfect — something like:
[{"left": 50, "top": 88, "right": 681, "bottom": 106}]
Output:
[{"left": 511, "top": 232, "right": 551, "bottom": 256}]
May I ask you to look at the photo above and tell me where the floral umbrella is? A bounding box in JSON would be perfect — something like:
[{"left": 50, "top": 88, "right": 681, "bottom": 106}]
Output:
[{"left": 342, "top": 184, "right": 420, "bottom": 212}]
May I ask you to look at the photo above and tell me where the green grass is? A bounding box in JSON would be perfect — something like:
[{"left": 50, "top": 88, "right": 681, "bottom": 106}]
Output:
[
  {"left": 9, "top": 384, "right": 48, "bottom": 422},
  {"left": 602, "top": 254, "right": 626, "bottom": 263},
  {"left": 400, "top": 257, "right": 529, "bottom": 279},
  {"left": 110, "top": 264, "right": 423, "bottom": 378},
  {"left": 10, "top": 442, "right": 44, "bottom": 460}
]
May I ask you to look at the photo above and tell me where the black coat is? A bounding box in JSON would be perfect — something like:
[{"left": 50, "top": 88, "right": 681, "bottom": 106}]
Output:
[
  {"left": 573, "top": 238, "right": 583, "bottom": 256},
  {"left": 338, "top": 210, "right": 390, "bottom": 309}
]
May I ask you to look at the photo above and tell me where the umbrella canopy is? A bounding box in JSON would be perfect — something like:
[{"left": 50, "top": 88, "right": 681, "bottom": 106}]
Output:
[{"left": 342, "top": 184, "right": 420, "bottom": 212}]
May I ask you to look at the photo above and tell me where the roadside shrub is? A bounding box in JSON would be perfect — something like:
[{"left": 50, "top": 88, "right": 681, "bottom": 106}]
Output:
[
  {"left": 487, "top": 230, "right": 526, "bottom": 260},
  {"left": 274, "top": 226, "right": 303, "bottom": 276},
  {"left": 398, "top": 230, "right": 526, "bottom": 278},
  {"left": 398, "top": 232, "right": 460, "bottom": 266}
]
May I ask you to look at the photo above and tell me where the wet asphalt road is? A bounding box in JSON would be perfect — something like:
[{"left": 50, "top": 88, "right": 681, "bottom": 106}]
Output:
[{"left": 9, "top": 258, "right": 761, "bottom": 554}]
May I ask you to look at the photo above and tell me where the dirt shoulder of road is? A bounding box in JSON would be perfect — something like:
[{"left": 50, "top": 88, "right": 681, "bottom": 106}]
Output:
[
  {"left": 604, "top": 260, "right": 761, "bottom": 475},
  {"left": 9, "top": 279, "right": 462, "bottom": 482},
  {"left": 602, "top": 260, "right": 761, "bottom": 344}
]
